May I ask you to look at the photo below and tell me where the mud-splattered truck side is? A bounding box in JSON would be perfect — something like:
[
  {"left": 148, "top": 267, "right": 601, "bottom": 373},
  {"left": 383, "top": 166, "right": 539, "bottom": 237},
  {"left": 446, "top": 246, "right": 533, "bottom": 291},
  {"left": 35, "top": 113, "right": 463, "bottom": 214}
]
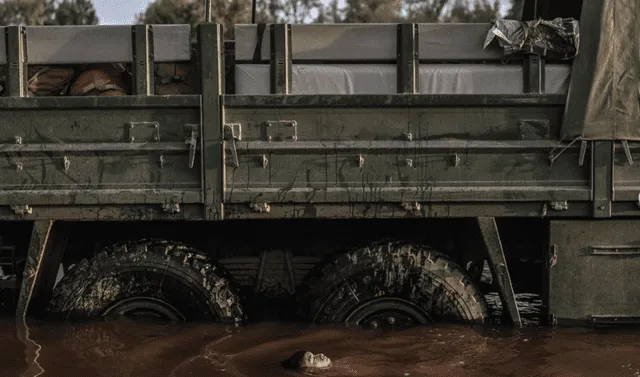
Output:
[{"left": 1, "top": 0, "right": 638, "bottom": 328}]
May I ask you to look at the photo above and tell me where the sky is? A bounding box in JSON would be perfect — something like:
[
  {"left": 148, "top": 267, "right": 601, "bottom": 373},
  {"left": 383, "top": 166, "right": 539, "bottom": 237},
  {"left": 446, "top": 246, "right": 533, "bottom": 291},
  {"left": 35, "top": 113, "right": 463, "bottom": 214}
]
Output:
[
  {"left": 93, "top": 0, "right": 151, "bottom": 25},
  {"left": 94, "top": 0, "right": 512, "bottom": 25}
]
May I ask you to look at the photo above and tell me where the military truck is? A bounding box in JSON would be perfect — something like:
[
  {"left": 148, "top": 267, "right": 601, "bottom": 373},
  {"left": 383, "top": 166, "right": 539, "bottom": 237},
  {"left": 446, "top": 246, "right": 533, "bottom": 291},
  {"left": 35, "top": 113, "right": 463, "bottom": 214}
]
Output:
[{"left": 0, "top": 0, "right": 637, "bottom": 329}]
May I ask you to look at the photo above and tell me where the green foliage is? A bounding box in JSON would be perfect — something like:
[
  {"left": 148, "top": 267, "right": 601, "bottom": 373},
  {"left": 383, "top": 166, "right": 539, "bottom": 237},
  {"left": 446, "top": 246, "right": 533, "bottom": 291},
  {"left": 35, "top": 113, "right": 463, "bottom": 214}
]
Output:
[
  {"left": 0, "top": 0, "right": 518, "bottom": 30},
  {"left": 0, "top": 0, "right": 98, "bottom": 25},
  {"left": 54, "top": 0, "right": 99, "bottom": 25},
  {"left": 135, "top": 0, "right": 250, "bottom": 38}
]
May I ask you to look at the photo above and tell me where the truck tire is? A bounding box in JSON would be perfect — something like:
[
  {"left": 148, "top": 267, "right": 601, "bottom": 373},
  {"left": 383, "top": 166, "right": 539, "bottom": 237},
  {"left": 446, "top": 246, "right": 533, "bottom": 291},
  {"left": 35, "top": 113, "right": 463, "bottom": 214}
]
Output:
[
  {"left": 298, "top": 241, "right": 489, "bottom": 329},
  {"left": 49, "top": 239, "right": 244, "bottom": 323}
]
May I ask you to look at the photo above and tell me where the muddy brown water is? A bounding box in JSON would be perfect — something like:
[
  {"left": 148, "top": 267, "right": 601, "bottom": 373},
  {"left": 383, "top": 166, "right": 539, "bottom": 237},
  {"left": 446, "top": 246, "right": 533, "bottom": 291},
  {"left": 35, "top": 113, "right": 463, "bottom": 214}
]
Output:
[{"left": 1, "top": 317, "right": 640, "bottom": 377}]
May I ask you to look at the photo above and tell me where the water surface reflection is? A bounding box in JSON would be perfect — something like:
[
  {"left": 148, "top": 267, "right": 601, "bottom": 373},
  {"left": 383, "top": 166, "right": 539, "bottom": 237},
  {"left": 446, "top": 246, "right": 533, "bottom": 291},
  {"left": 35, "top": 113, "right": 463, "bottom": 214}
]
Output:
[{"left": 1, "top": 317, "right": 639, "bottom": 377}]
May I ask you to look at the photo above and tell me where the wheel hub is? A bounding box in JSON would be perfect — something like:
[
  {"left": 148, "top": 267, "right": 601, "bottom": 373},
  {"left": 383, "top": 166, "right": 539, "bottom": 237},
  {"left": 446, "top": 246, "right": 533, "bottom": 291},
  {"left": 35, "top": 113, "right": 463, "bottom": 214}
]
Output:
[
  {"left": 344, "top": 297, "right": 432, "bottom": 330},
  {"left": 102, "top": 297, "right": 185, "bottom": 322}
]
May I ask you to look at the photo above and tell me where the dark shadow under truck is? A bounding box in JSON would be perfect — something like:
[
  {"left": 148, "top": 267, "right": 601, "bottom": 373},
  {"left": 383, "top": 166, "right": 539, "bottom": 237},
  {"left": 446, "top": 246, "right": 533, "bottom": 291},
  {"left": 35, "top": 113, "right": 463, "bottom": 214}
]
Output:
[{"left": 1, "top": 0, "right": 639, "bottom": 329}]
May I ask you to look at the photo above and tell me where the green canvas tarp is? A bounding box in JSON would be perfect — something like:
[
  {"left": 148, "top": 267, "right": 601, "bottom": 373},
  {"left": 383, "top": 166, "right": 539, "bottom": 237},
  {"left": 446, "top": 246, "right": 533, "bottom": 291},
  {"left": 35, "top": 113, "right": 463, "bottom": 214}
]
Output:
[{"left": 561, "top": 0, "right": 640, "bottom": 140}]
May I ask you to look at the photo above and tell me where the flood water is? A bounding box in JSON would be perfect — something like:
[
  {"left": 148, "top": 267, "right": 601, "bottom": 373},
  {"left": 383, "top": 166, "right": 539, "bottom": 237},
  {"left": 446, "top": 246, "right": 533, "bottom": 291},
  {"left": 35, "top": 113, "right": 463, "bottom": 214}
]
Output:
[{"left": 1, "top": 317, "right": 640, "bottom": 377}]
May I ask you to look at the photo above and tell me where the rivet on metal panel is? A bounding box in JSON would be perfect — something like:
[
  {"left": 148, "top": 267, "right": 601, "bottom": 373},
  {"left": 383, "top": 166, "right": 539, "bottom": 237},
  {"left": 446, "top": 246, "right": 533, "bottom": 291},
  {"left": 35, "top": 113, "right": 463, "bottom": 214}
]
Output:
[
  {"left": 453, "top": 153, "right": 460, "bottom": 167},
  {"left": 261, "top": 155, "right": 269, "bottom": 168},
  {"left": 14, "top": 162, "right": 22, "bottom": 171},
  {"left": 358, "top": 154, "right": 365, "bottom": 168},
  {"left": 404, "top": 159, "right": 413, "bottom": 168},
  {"left": 10, "top": 205, "right": 32, "bottom": 215},
  {"left": 14, "top": 136, "right": 22, "bottom": 144},
  {"left": 250, "top": 202, "right": 271, "bottom": 213},
  {"left": 63, "top": 156, "right": 70, "bottom": 171},
  {"left": 403, "top": 132, "right": 413, "bottom": 141}
]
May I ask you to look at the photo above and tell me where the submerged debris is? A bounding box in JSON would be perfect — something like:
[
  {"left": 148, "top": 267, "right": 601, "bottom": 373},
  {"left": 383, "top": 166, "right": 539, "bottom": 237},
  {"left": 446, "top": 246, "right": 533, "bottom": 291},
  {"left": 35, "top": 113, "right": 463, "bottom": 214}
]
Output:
[{"left": 283, "top": 350, "right": 333, "bottom": 371}]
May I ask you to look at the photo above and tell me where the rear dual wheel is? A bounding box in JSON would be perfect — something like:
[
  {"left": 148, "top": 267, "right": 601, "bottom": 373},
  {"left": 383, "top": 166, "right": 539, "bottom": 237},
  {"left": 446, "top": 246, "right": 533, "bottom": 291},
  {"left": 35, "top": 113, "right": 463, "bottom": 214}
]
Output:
[
  {"left": 48, "top": 239, "right": 244, "bottom": 323},
  {"left": 298, "top": 241, "right": 489, "bottom": 330},
  {"left": 48, "top": 238, "right": 488, "bottom": 329}
]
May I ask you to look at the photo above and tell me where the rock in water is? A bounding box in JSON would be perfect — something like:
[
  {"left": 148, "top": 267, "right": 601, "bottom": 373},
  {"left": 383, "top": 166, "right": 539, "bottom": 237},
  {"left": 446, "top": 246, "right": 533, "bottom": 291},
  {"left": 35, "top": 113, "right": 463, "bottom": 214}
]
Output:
[{"left": 284, "top": 350, "right": 333, "bottom": 370}]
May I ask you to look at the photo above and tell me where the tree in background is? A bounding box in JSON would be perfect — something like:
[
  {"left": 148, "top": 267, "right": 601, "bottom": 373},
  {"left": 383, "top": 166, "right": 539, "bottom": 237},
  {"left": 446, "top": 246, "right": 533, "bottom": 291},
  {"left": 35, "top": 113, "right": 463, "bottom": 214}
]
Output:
[
  {"left": 53, "top": 0, "right": 98, "bottom": 25},
  {"left": 136, "top": 0, "right": 511, "bottom": 31},
  {"left": 0, "top": 0, "right": 50, "bottom": 25},
  {"left": 446, "top": 0, "right": 501, "bottom": 22},
  {"left": 0, "top": 0, "right": 520, "bottom": 31},
  {"left": 255, "top": 0, "right": 324, "bottom": 23},
  {"left": 135, "top": 0, "right": 250, "bottom": 38},
  {"left": 341, "top": 0, "right": 403, "bottom": 23},
  {"left": 505, "top": 0, "right": 524, "bottom": 18},
  {"left": 0, "top": 0, "right": 98, "bottom": 25}
]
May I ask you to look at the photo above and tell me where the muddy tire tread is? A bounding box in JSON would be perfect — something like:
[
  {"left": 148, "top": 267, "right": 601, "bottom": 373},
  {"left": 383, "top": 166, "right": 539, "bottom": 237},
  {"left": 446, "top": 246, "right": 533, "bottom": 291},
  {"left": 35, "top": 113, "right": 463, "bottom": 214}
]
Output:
[
  {"left": 49, "top": 238, "right": 245, "bottom": 322},
  {"left": 297, "top": 240, "right": 489, "bottom": 324}
]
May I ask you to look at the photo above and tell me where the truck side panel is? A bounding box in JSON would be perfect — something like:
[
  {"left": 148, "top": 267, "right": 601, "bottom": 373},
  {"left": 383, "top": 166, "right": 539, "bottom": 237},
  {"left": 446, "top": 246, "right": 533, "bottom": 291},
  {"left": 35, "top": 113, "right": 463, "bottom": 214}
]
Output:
[
  {"left": 549, "top": 219, "right": 640, "bottom": 325},
  {"left": 223, "top": 96, "right": 590, "bottom": 205},
  {"left": 0, "top": 97, "right": 201, "bottom": 206}
]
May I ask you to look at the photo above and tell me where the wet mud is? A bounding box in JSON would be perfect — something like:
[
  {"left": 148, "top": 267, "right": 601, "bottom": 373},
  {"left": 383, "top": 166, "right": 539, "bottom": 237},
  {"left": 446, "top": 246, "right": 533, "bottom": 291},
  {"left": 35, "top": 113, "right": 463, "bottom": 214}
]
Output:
[{"left": 1, "top": 317, "right": 640, "bottom": 377}]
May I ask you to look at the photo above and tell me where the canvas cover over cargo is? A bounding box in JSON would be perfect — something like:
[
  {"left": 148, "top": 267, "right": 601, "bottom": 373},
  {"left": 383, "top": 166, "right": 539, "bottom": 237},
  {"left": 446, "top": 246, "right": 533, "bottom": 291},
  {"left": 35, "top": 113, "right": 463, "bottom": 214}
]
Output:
[{"left": 561, "top": 0, "right": 640, "bottom": 141}]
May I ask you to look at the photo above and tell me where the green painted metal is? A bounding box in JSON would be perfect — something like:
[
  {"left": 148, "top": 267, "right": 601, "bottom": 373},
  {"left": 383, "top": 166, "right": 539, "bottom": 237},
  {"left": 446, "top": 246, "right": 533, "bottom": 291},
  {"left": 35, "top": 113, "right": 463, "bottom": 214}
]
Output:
[
  {"left": 222, "top": 94, "right": 567, "bottom": 108},
  {"left": 592, "top": 141, "right": 613, "bottom": 218},
  {"left": 0, "top": 21, "right": 631, "bottom": 223},
  {"left": 549, "top": 219, "right": 640, "bottom": 324},
  {"left": 5, "top": 26, "right": 26, "bottom": 97},
  {"left": 477, "top": 217, "right": 522, "bottom": 327},
  {"left": 132, "top": 24, "right": 154, "bottom": 96},
  {"left": 198, "top": 23, "right": 224, "bottom": 220},
  {"left": 269, "top": 24, "right": 291, "bottom": 94},
  {"left": 397, "top": 23, "right": 418, "bottom": 94},
  {"left": 15, "top": 220, "right": 53, "bottom": 318}
]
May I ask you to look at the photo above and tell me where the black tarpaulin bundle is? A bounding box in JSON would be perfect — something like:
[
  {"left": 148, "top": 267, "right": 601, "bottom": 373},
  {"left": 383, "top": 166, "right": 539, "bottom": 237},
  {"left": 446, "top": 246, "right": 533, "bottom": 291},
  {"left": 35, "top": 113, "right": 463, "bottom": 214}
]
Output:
[
  {"left": 561, "top": 0, "right": 640, "bottom": 141},
  {"left": 484, "top": 18, "right": 580, "bottom": 60}
]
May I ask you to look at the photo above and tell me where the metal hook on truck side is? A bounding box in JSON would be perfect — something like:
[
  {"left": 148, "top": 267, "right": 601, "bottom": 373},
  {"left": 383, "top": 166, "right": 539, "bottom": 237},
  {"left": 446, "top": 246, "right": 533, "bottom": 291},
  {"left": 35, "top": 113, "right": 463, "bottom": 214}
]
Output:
[
  {"left": 184, "top": 124, "right": 200, "bottom": 168},
  {"left": 224, "top": 123, "right": 241, "bottom": 168}
]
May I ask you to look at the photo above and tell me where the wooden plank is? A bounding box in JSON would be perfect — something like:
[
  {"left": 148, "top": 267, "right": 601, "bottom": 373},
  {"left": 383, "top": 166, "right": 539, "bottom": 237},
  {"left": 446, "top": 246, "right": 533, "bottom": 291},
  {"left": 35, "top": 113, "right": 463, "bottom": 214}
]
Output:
[
  {"left": 236, "top": 23, "right": 506, "bottom": 62},
  {"left": 152, "top": 24, "right": 192, "bottom": 62},
  {"left": 24, "top": 25, "right": 191, "bottom": 64}
]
